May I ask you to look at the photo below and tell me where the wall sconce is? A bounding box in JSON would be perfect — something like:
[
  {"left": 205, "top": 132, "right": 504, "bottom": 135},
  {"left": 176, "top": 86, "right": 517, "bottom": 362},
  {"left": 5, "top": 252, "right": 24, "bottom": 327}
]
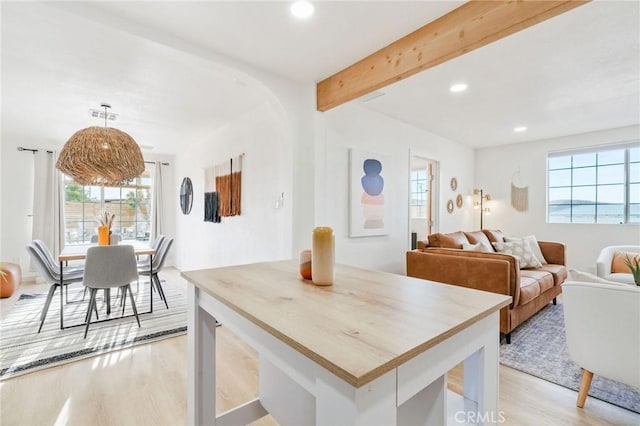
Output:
[{"left": 473, "top": 188, "right": 491, "bottom": 229}]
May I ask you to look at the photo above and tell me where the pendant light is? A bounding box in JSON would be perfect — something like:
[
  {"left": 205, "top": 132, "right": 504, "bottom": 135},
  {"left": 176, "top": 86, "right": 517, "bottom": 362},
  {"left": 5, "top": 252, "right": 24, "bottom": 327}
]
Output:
[{"left": 56, "top": 104, "right": 144, "bottom": 186}]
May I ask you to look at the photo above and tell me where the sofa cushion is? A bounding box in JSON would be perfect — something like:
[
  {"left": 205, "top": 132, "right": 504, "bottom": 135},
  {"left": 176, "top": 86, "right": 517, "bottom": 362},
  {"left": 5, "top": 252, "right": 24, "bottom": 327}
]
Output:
[
  {"left": 428, "top": 231, "right": 469, "bottom": 249},
  {"left": 504, "top": 234, "right": 547, "bottom": 264},
  {"left": 538, "top": 264, "right": 568, "bottom": 286},
  {"left": 464, "top": 231, "right": 494, "bottom": 249},
  {"left": 568, "top": 269, "right": 629, "bottom": 286},
  {"left": 611, "top": 251, "right": 640, "bottom": 273},
  {"left": 482, "top": 229, "right": 505, "bottom": 243},
  {"left": 518, "top": 276, "right": 541, "bottom": 305},
  {"left": 493, "top": 240, "right": 543, "bottom": 269},
  {"left": 520, "top": 269, "right": 555, "bottom": 294},
  {"left": 603, "top": 273, "right": 636, "bottom": 286},
  {"left": 462, "top": 242, "right": 493, "bottom": 252}
]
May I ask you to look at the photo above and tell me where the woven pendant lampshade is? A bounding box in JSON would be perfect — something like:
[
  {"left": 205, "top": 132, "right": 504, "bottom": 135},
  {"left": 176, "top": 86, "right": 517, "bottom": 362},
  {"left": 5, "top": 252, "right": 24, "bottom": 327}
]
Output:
[{"left": 56, "top": 106, "right": 145, "bottom": 186}]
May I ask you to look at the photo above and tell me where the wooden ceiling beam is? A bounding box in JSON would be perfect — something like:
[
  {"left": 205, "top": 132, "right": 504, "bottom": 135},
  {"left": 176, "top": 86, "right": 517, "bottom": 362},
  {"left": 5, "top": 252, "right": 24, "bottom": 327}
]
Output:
[{"left": 316, "top": 0, "right": 589, "bottom": 112}]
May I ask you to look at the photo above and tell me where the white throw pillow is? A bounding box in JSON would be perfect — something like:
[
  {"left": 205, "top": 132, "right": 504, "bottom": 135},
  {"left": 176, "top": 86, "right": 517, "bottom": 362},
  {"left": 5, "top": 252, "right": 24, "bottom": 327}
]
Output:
[
  {"left": 567, "top": 269, "right": 628, "bottom": 286},
  {"left": 493, "top": 240, "right": 543, "bottom": 269},
  {"left": 462, "top": 242, "right": 493, "bottom": 253},
  {"left": 504, "top": 234, "right": 547, "bottom": 264}
]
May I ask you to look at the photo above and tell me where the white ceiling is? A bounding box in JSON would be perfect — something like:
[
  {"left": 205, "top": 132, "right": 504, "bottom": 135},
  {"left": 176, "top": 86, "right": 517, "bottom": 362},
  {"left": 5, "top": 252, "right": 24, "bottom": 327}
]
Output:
[
  {"left": 360, "top": 0, "right": 640, "bottom": 147},
  {"left": 2, "top": 1, "right": 638, "bottom": 155}
]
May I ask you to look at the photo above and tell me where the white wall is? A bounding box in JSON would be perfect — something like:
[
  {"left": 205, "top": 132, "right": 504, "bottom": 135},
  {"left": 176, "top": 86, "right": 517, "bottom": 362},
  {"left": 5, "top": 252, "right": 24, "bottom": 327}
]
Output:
[
  {"left": 475, "top": 125, "right": 640, "bottom": 273},
  {"left": 316, "top": 103, "right": 475, "bottom": 274},
  {"left": 174, "top": 102, "right": 292, "bottom": 271}
]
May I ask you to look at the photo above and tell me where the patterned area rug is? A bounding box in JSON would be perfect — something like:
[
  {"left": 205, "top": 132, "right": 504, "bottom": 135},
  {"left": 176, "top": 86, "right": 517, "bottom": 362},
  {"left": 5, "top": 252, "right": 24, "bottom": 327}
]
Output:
[
  {"left": 0, "top": 281, "right": 186, "bottom": 380},
  {"left": 500, "top": 302, "right": 640, "bottom": 414}
]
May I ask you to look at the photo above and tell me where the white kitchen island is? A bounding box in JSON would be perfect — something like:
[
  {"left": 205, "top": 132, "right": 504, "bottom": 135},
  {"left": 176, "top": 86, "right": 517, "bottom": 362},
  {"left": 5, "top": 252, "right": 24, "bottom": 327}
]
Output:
[{"left": 182, "top": 259, "right": 511, "bottom": 426}]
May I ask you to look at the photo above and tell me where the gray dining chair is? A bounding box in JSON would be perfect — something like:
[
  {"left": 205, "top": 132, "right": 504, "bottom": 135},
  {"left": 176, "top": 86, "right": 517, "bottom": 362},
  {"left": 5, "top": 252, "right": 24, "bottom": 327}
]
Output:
[
  {"left": 136, "top": 235, "right": 165, "bottom": 268},
  {"left": 132, "top": 235, "right": 165, "bottom": 294},
  {"left": 32, "top": 239, "right": 84, "bottom": 303},
  {"left": 83, "top": 245, "right": 141, "bottom": 339},
  {"left": 26, "top": 243, "right": 85, "bottom": 333},
  {"left": 138, "top": 237, "right": 173, "bottom": 310}
]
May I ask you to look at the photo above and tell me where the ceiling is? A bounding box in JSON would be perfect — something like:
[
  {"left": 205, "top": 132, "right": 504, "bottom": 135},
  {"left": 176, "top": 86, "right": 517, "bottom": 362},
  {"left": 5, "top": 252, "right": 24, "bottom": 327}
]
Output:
[
  {"left": 2, "top": 1, "right": 638, "bottom": 155},
  {"left": 361, "top": 0, "right": 640, "bottom": 147}
]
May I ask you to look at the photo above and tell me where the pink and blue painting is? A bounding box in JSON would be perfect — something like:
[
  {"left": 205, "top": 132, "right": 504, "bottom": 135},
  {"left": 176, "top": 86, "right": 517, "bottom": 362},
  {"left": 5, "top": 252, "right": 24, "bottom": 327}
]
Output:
[{"left": 349, "top": 148, "right": 391, "bottom": 237}]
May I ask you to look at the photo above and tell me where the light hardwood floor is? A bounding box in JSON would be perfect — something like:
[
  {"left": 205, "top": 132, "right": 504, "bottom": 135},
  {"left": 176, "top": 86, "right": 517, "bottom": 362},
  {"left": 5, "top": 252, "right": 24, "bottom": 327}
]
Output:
[{"left": 1, "top": 268, "right": 638, "bottom": 425}]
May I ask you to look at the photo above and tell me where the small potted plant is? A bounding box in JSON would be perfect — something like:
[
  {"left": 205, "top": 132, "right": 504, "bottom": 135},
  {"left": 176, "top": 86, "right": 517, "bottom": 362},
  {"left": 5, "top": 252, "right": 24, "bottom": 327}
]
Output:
[{"left": 624, "top": 254, "right": 640, "bottom": 286}]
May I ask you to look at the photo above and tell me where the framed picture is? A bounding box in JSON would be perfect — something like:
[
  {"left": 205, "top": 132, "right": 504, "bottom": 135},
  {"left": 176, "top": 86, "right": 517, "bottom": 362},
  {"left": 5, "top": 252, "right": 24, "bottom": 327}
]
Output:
[{"left": 349, "top": 148, "right": 391, "bottom": 237}]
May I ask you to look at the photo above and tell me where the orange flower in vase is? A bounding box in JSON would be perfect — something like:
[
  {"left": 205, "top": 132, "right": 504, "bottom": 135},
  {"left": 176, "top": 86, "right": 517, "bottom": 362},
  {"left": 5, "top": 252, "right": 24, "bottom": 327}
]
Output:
[{"left": 97, "top": 212, "right": 115, "bottom": 245}]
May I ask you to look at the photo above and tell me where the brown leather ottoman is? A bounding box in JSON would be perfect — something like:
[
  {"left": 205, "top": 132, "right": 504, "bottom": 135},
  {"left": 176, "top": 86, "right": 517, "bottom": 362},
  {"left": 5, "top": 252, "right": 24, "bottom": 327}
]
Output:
[{"left": 0, "top": 262, "right": 22, "bottom": 298}]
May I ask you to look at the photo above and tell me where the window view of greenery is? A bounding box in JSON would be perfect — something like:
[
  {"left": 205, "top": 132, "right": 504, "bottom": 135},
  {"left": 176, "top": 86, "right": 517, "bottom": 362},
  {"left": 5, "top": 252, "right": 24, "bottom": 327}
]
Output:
[
  {"left": 64, "top": 168, "right": 152, "bottom": 244},
  {"left": 548, "top": 144, "right": 639, "bottom": 224},
  {"left": 410, "top": 169, "right": 428, "bottom": 218}
]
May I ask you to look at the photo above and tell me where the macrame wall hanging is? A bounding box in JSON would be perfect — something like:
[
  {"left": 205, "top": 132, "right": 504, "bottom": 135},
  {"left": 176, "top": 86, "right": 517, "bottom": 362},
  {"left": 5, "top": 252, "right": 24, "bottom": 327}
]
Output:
[
  {"left": 510, "top": 168, "right": 529, "bottom": 212},
  {"left": 204, "top": 154, "right": 243, "bottom": 223}
]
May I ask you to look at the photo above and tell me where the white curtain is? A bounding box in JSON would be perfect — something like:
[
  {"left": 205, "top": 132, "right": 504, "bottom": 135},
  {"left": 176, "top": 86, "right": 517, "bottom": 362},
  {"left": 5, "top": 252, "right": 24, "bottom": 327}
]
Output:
[
  {"left": 150, "top": 161, "right": 164, "bottom": 244},
  {"left": 31, "top": 150, "right": 64, "bottom": 269}
]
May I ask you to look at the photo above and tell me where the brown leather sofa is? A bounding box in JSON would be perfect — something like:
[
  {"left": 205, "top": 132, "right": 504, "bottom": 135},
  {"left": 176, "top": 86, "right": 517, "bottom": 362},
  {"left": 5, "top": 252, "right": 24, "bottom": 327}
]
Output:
[{"left": 406, "top": 229, "right": 566, "bottom": 343}]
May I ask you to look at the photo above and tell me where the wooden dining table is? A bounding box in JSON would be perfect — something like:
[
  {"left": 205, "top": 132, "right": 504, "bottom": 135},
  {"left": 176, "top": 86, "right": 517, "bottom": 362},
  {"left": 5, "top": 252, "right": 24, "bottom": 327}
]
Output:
[{"left": 57, "top": 244, "right": 156, "bottom": 329}]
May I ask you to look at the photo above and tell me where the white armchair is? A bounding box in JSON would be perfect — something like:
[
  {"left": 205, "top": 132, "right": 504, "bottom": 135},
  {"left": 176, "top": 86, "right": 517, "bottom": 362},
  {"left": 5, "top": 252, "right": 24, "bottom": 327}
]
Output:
[
  {"left": 562, "top": 281, "right": 640, "bottom": 408},
  {"left": 596, "top": 245, "right": 640, "bottom": 285}
]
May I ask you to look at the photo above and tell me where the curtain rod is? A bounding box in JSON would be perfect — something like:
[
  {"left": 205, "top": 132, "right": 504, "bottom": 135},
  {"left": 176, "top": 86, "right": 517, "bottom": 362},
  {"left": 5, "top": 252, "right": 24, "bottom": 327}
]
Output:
[
  {"left": 17, "top": 147, "right": 53, "bottom": 154},
  {"left": 18, "top": 147, "right": 169, "bottom": 165}
]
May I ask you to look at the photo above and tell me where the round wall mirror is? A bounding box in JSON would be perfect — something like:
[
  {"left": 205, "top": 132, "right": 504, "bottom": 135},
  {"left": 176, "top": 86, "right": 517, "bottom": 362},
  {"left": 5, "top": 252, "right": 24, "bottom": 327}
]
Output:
[
  {"left": 450, "top": 177, "right": 458, "bottom": 191},
  {"left": 447, "top": 199, "right": 454, "bottom": 213},
  {"left": 180, "top": 177, "right": 193, "bottom": 215}
]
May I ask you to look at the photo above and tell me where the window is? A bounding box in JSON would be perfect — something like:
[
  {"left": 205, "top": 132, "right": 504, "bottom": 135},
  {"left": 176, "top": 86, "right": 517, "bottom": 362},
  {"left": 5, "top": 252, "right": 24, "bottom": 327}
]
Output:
[
  {"left": 63, "top": 167, "right": 153, "bottom": 244},
  {"left": 547, "top": 142, "right": 640, "bottom": 224},
  {"left": 410, "top": 169, "right": 428, "bottom": 218}
]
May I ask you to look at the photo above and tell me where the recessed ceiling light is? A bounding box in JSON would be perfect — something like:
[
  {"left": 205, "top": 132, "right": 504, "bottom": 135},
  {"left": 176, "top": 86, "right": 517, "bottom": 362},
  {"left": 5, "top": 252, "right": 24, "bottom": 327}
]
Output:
[
  {"left": 291, "top": 1, "right": 314, "bottom": 19},
  {"left": 513, "top": 126, "right": 528, "bottom": 133},
  {"left": 449, "top": 83, "right": 468, "bottom": 93}
]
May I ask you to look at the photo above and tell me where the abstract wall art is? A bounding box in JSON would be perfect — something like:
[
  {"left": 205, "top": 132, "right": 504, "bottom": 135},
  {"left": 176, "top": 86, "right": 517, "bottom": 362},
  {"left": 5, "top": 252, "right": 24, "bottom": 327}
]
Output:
[
  {"left": 204, "top": 154, "right": 243, "bottom": 223},
  {"left": 349, "top": 148, "right": 391, "bottom": 237}
]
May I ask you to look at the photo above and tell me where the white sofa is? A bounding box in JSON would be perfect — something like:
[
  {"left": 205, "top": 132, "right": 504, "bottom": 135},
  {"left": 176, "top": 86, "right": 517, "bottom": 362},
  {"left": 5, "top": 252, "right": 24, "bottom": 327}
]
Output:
[
  {"left": 563, "top": 280, "right": 640, "bottom": 408},
  {"left": 596, "top": 245, "right": 640, "bottom": 285}
]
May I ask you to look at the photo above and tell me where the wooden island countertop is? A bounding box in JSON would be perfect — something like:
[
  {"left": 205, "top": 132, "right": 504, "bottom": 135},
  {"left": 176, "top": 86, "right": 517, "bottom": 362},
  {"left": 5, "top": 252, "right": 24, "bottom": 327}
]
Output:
[{"left": 182, "top": 259, "right": 511, "bottom": 388}]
